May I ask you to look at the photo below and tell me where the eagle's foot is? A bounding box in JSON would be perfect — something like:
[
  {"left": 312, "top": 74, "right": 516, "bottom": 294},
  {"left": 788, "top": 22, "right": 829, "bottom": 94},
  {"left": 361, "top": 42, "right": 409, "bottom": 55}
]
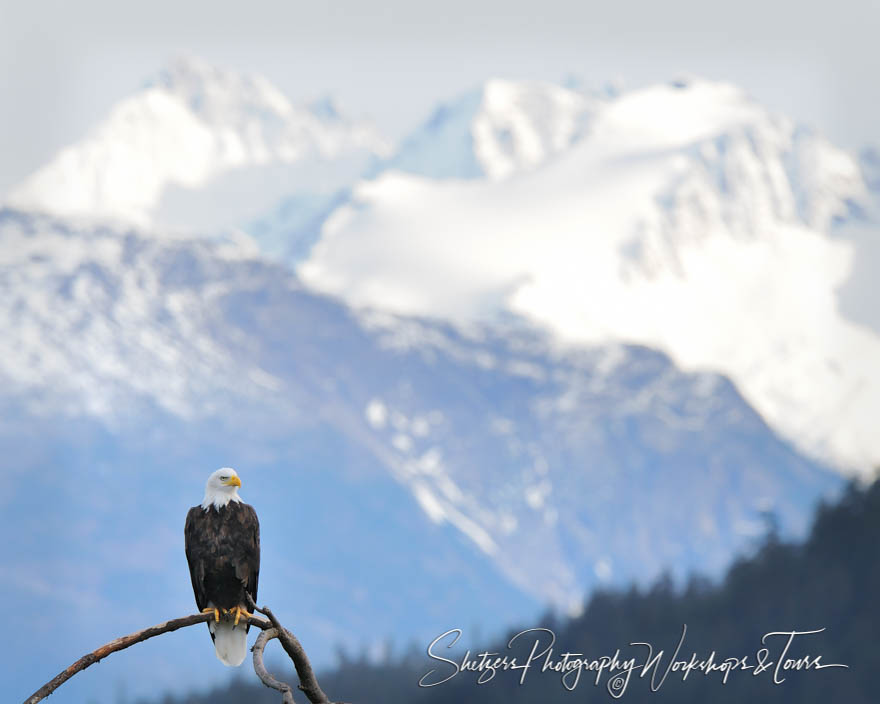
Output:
[
  {"left": 201, "top": 607, "right": 220, "bottom": 622},
  {"left": 230, "top": 604, "right": 252, "bottom": 626}
]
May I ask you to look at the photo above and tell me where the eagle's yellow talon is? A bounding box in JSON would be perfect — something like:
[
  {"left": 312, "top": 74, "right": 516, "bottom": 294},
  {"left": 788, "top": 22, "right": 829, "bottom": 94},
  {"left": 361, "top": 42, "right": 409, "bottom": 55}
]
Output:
[
  {"left": 232, "top": 605, "right": 252, "bottom": 626},
  {"left": 201, "top": 607, "right": 220, "bottom": 622}
]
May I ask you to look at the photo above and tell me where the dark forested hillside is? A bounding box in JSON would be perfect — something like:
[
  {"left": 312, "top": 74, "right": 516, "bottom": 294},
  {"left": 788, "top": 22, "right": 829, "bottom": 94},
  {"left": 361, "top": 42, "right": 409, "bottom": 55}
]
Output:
[{"left": 148, "top": 478, "right": 879, "bottom": 704}]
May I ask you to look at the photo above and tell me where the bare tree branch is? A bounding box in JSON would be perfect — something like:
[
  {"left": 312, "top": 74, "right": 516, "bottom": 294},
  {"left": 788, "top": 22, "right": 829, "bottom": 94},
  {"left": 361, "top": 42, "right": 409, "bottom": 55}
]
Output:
[
  {"left": 22, "top": 606, "right": 340, "bottom": 704},
  {"left": 245, "top": 593, "right": 338, "bottom": 704},
  {"left": 253, "top": 628, "right": 297, "bottom": 704}
]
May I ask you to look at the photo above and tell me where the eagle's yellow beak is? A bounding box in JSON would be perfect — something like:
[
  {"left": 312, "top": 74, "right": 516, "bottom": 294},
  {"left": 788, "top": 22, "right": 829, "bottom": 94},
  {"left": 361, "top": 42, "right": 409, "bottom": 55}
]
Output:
[{"left": 224, "top": 475, "right": 242, "bottom": 488}]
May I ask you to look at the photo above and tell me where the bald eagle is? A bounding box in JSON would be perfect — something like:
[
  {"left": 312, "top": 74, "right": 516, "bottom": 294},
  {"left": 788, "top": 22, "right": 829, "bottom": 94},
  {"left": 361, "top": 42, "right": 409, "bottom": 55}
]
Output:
[{"left": 185, "top": 468, "right": 260, "bottom": 666}]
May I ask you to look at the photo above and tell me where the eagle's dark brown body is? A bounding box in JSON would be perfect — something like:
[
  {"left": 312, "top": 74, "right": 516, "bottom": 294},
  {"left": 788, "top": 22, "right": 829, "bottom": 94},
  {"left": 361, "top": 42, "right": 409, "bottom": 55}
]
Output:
[{"left": 184, "top": 501, "right": 260, "bottom": 636}]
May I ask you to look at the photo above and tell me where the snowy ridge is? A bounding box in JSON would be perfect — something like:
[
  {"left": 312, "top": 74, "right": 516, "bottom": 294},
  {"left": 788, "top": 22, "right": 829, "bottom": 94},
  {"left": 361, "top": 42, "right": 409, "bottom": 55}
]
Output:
[
  {"left": 5, "top": 56, "right": 390, "bottom": 226},
  {"left": 0, "top": 209, "right": 281, "bottom": 421},
  {"left": 352, "top": 311, "right": 838, "bottom": 610},
  {"left": 301, "top": 78, "right": 875, "bottom": 471},
  {"left": 383, "top": 78, "right": 597, "bottom": 180}
]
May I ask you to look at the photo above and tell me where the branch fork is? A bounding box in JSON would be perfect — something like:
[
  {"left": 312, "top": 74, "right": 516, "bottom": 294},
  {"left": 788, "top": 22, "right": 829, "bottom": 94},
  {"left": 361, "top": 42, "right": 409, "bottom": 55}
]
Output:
[{"left": 24, "top": 601, "right": 345, "bottom": 704}]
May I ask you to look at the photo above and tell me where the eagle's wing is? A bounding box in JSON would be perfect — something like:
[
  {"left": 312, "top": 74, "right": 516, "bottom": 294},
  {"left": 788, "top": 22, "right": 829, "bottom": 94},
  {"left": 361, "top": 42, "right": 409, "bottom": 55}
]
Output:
[
  {"left": 236, "top": 503, "right": 260, "bottom": 607},
  {"left": 184, "top": 506, "right": 208, "bottom": 613}
]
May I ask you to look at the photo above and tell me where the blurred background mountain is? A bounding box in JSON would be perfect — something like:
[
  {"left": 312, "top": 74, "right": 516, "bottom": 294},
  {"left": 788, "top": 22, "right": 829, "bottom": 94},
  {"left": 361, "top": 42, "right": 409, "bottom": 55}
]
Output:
[{"left": 2, "top": 3, "right": 878, "bottom": 703}]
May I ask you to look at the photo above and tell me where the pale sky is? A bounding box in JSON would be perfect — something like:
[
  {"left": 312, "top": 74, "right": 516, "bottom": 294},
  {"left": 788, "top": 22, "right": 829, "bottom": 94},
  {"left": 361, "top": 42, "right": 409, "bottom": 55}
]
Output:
[{"left": 1, "top": 0, "right": 878, "bottom": 196}]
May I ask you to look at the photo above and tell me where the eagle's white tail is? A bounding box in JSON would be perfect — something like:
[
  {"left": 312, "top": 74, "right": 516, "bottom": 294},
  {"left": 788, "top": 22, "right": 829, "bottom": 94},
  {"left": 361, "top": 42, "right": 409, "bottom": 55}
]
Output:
[{"left": 209, "top": 617, "right": 248, "bottom": 666}]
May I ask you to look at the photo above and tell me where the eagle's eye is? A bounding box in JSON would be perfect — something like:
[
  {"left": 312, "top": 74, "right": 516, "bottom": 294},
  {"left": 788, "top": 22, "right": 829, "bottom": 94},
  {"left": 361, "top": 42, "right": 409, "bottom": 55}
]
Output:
[{"left": 219, "top": 475, "right": 229, "bottom": 481}]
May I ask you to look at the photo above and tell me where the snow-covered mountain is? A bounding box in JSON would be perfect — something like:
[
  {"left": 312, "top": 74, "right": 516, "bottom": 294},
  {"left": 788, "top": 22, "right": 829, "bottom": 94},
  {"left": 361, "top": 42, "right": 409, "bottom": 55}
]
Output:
[
  {"left": 5, "top": 57, "right": 390, "bottom": 229},
  {"left": 381, "top": 78, "right": 597, "bottom": 180},
  {"left": 300, "top": 77, "right": 877, "bottom": 472},
  {"left": 2, "top": 207, "right": 838, "bottom": 702},
  {"left": 4, "top": 61, "right": 871, "bottom": 701}
]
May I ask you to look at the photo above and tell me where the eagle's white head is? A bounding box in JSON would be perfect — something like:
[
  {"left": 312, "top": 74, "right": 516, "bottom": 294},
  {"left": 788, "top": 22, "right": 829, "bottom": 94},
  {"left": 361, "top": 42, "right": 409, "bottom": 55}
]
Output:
[{"left": 201, "top": 467, "right": 243, "bottom": 511}]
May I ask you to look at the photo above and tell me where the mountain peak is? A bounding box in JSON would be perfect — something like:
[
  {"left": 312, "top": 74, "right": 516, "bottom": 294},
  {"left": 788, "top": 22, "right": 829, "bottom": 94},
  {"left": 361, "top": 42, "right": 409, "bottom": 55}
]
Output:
[
  {"left": 6, "top": 57, "right": 390, "bottom": 226},
  {"left": 151, "top": 54, "right": 218, "bottom": 90},
  {"left": 147, "top": 55, "right": 294, "bottom": 125},
  {"left": 383, "top": 76, "right": 761, "bottom": 184},
  {"left": 383, "top": 78, "right": 598, "bottom": 181}
]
